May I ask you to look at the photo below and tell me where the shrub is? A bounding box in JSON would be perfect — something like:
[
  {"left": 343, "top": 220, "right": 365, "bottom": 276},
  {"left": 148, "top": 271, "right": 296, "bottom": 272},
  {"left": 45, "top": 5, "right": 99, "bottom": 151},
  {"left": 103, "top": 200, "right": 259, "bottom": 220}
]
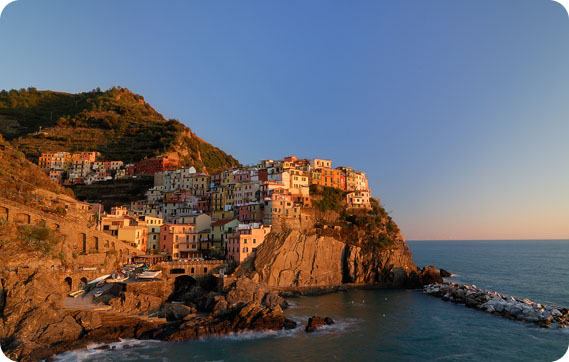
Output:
[
  {"left": 57, "top": 251, "right": 66, "bottom": 263},
  {"left": 312, "top": 186, "right": 345, "bottom": 213},
  {"left": 55, "top": 206, "right": 67, "bottom": 216},
  {"left": 18, "top": 225, "right": 58, "bottom": 256}
]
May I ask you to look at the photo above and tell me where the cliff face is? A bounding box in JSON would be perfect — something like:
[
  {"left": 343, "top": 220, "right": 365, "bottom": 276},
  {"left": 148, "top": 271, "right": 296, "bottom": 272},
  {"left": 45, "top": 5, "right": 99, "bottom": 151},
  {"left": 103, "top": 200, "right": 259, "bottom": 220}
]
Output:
[{"left": 243, "top": 230, "right": 421, "bottom": 289}]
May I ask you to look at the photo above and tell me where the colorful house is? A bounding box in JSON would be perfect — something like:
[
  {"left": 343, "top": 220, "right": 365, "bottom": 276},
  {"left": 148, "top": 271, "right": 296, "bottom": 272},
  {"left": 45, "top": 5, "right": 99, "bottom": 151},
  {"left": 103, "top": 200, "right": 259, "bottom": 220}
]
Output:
[
  {"left": 310, "top": 168, "right": 345, "bottom": 190},
  {"left": 135, "top": 155, "right": 178, "bottom": 175},
  {"left": 160, "top": 223, "right": 196, "bottom": 259},
  {"left": 209, "top": 219, "right": 239, "bottom": 255},
  {"left": 346, "top": 190, "right": 371, "bottom": 209},
  {"left": 117, "top": 225, "right": 148, "bottom": 252},
  {"left": 227, "top": 223, "right": 271, "bottom": 263}
]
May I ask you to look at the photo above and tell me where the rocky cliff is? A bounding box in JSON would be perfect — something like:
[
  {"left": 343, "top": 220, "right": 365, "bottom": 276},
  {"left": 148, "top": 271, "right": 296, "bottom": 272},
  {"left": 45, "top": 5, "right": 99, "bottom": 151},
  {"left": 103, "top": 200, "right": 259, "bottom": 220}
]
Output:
[
  {"left": 240, "top": 229, "right": 429, "bottom": 290},
  {"left": 0, "top": 268, "right": 294, "bottom": 361}
]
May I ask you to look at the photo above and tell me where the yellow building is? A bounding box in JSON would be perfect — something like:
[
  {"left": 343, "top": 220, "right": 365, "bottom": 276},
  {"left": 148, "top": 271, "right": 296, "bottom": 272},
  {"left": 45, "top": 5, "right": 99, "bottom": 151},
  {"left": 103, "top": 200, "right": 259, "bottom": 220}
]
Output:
[
  {"left": 117, "top": 226, "right": 148, "bottom": 252},
  {"left": 209, "top": 219, "right": 239, "bottom": 255},
  {"left": 136, "top": 216, "right": 163, "bottom": 252}
]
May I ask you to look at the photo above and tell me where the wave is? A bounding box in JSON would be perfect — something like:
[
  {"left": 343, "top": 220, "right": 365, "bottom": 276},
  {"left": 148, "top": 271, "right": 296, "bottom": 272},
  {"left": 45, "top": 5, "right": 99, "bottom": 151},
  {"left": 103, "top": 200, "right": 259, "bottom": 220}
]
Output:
[
  {"left": 51, "top": 317, "right": 361, "bottom": 361},
  {"left": 51, "top": 339, "right": 165, "bottom": 362}
]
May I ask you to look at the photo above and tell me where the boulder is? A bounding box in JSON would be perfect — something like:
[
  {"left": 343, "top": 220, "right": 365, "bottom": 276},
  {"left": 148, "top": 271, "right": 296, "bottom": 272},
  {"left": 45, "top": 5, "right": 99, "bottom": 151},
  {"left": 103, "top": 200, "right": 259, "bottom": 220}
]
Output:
[
  {"left": 420, "top": 266, "right": 443, "bottom": 285},
  {"left": 73, "top": 311, "right": 102, "bottom": 330},
  {"left": 156, "top": 303, "right": 197, "bottom": 321},
  {"left": 306, "top": 316, "right": 326, "bottom": 333},
  {"left": 284, "top": 319, "right": 297, "bottom": 329},
  {"left": 37, "top": 315, "right": 83, "bottom": 345},
  {"left": 439, "top": 269, "right": 453, "bottom": 278},
  {"left": 305, "top": 316, "right": 333, "bottom": 332}
]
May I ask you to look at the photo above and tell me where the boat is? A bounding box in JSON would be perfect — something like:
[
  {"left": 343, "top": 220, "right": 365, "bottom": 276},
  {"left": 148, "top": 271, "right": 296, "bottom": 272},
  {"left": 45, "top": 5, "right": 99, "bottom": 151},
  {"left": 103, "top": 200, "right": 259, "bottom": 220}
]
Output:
[
  {"left": 68, "top": 289, "right": 85, "bottom": 298},
  {"left": 87, "top": 274, "right": 111, "bottom": 285},
  {"left": 137, "top": 270, "right": 162, "bottom": 279},
  {"left": 107, "top": 272, "right": 128, "bottom": 283}
]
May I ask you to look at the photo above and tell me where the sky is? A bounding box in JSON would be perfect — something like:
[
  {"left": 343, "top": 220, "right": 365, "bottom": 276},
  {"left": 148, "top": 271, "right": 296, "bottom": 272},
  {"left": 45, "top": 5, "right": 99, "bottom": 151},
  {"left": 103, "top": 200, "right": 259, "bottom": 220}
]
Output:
[{"left": 1, "top": 0, "right": 568, "bottom": 240}]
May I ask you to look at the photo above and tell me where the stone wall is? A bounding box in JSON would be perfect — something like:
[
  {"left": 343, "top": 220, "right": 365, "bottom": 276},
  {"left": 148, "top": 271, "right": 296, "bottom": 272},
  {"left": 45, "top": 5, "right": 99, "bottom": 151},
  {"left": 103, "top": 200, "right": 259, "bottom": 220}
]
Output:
[
  {"left": 0, "top": 197, "right": 140, "bottom": 267},
  {"left": 156, "top": 260, "right": 228, "bottom": 279},
  {"left": 269, "top": 210, "right": 316, "bottom": 233}
]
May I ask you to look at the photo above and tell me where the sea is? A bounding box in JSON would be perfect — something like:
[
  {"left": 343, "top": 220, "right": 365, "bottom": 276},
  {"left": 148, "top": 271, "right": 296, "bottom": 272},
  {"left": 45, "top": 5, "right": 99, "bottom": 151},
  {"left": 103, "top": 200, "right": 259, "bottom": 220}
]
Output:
[{"left": 54, "top": 240, "right": 569, "bottom": 362}]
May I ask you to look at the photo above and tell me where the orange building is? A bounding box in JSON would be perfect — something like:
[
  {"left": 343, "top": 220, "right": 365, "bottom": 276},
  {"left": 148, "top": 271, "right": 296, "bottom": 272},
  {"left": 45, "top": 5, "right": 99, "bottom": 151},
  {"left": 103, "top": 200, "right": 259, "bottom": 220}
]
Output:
[{"left": 310, "top": 168, "right": 345, "bottom": 190}]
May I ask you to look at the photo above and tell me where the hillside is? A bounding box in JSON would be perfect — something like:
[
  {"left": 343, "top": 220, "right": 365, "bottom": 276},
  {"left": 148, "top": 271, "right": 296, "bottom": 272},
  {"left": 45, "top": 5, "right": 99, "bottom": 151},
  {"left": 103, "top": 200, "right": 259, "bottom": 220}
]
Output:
[
  {"left": 0, "top": 134, "right": 138, "bottom": 269},
  {"left": 0, "top": 134, "right": 74, "bottom": 209},
  {"left": 0, "top": 87, "right": 240, "bottom": 173},
  {"left": 70, "top": 177, "right": 154, "bottom": 211}
]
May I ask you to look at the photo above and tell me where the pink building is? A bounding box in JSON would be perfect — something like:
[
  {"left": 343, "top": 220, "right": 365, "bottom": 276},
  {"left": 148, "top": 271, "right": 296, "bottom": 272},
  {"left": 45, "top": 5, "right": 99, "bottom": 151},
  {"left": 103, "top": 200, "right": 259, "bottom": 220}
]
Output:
[
  {"left": 227, "top": 223, "right": 271, "bottom": 263},
  {"left": 237, "top": 202, "right": 264, "bottom": 223},
  {"left": 160, "top": 223, "right": 195, "bottom": 259}
]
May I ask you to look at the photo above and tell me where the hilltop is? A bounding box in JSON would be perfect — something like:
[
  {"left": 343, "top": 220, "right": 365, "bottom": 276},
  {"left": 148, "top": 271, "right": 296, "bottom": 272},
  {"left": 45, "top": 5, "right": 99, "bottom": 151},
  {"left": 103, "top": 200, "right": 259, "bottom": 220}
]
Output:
[{"left": 0, "top": 87, "right": 240, "bottom": 174}]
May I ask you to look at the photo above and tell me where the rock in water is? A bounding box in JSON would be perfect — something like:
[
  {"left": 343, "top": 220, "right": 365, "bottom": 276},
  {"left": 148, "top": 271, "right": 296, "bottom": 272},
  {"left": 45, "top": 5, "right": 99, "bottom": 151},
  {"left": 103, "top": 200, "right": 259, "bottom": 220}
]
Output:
[
  {"left": 306, "top": 316, "right": 327, "bottom": 332},
  {"left": 439, "top": 269, "right": 453, "bottom": 278},
  {"left": 420, "top": 266, "right": 443, "bottom": 285},
  {"left": 284, "top": 319, "right": 298, "bottom": 329}
]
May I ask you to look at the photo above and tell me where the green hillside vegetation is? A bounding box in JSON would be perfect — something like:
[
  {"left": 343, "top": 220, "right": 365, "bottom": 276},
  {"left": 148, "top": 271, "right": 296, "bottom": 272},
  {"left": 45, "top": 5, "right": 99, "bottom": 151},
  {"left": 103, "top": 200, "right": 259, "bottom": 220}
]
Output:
[
  {"left": 70, "top": 177, "right": 154, "bottom": 211},
  {"left": 310, "top": 185, "right": 400, "bottom": 248},
  {"left": 0, "top": 87, "right": 240, "bottom": 173}
]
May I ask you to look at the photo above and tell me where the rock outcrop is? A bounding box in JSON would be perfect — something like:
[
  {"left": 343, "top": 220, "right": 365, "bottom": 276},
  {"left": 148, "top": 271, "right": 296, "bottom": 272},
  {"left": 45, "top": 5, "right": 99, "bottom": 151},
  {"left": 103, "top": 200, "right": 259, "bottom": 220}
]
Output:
[
  {"left": 241, "top": 230, "right": 424, "bottom": 289},
  {"left": 419, "top": 266, "right": 443, "bottom": 285},
  {"left": 0, "top": 269, "right": 295, "bottom": 361},
  {"left": 439, "top": 269, "right": 453, "bottom": 278},
  {"left": 305, "top": 316, "right": 334, "bottom": 332}
]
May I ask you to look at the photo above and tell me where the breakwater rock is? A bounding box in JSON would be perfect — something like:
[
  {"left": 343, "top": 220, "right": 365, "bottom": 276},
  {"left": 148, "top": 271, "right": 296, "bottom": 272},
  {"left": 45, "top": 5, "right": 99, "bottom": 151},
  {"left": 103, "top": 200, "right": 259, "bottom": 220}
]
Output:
[{"left": 424, "top": 282, "right": 569, "bottom": 328}]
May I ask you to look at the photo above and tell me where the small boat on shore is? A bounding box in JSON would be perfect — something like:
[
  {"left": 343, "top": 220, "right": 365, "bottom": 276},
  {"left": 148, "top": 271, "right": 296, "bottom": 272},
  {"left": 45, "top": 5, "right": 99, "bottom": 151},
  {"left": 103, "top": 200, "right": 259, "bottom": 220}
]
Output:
[
  {"left": 107, "top": 272, "right": 128, "bottom": 283},
  {"left": 87, "top": 274, "right": 111, "bottom": 286},
  {"left": 68, "top": 289, "right": 85, "bottom": 298},
  {"left": 137, "top": 270, "right": 162, "bottom": 279}
]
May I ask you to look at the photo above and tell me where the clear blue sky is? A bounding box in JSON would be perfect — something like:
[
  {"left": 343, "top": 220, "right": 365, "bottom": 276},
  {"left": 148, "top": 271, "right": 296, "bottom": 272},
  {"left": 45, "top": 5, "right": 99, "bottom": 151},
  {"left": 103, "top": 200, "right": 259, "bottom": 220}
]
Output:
[{"left": 1, "top": 0, "right": 568, "bottom": 240}]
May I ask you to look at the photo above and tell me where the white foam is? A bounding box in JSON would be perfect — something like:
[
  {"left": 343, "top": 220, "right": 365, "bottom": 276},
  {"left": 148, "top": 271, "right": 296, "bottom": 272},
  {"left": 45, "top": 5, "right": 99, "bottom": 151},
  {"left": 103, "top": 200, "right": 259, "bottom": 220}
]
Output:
[{"left": 52, "top": 339, "right": 165, "bottom": 362}]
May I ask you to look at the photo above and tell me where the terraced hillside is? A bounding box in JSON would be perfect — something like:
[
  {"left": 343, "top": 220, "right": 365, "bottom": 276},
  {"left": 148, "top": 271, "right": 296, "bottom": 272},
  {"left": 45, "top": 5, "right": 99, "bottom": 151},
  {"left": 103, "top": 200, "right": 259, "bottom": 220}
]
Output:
[{"left": 0, "top": 87, "right": 240, "bottom": 173}]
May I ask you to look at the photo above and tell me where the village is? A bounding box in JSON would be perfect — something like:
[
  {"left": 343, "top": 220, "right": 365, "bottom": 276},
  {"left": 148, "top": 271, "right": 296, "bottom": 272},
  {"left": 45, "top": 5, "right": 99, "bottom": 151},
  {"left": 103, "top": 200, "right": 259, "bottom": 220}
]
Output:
[{"left": 38, "top": 152, "right": 372, "bottom": 265}]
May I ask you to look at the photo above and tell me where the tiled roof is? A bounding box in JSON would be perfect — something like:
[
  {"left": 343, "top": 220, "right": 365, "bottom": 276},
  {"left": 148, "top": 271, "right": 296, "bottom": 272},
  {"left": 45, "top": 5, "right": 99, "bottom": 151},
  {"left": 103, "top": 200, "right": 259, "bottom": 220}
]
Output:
[{"left": 211, "top": 219, "right": 236, "bottom": 226}]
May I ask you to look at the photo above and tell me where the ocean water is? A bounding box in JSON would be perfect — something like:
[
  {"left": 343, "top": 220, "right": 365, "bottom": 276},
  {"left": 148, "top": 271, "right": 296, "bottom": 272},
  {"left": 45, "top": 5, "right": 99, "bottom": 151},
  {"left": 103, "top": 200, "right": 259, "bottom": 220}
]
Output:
[{"left": 55, "top": 240, "right": 569, "bottom": 362}]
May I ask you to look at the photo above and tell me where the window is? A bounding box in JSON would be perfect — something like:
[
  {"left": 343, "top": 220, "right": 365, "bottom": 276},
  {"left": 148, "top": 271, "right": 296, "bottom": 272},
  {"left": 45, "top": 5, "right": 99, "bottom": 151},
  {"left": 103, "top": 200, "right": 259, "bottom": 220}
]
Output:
[{"left": 253, "top": 239, "right": 256, "bottom": 244}]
